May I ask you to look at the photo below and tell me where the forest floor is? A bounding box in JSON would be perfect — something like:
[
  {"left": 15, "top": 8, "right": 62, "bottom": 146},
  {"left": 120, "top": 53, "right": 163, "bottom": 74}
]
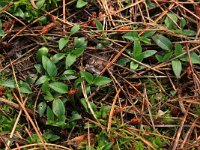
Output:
[{"left": 0, "top": 0, "right": 200, "bottom": 149}]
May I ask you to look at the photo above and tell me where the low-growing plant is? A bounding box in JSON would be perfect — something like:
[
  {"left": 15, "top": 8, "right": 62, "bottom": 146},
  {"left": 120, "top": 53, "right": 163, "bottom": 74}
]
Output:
[{"left": 121, "top": 31, "right": 157, "bottom": 69}]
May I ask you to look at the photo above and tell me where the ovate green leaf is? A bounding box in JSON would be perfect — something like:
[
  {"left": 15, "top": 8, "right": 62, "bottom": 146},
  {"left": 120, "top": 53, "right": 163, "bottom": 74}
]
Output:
[
  {"left": 59, "top": 37, "right": 69, "bottom": 50},
  {"left": 122, "top": 32, "right": 138, "bottom": 41},
  {"left": 180, "top": 52, "right": 200, "bottom": 64},
  {"left": 142, "top": 50, "right": 157, "bottom": 58},
  {"left": 132, "top": 39, "right": 142, "bottom": 57},
  {"left": 74, "top": 37, "right": 87, "bottom": 49},
  {"left": 35, "top": 75, "right": 49, "bottom": 85},
  {"left": 93, "top": 76, "right": 112, "bottom": 86},
  {"left": 80, "top": 71, "right": 94, "bottom": 84},
  {"left": 51, "top": 53, "right": 65, "bottom": 63},
  {"left": 76, "top": 0, "right": 88, "bottom": 8},
  {"left": 172, "top": 59, "right": 182, "bottom": 78},
  {"left": 69, "top": 111, "right": 82, "bottom": 122},
  {"left": 46, "top": 106, "right": 54, "bottom": 125},
  {"left": 42, "top": 55, "right": 49, "bottom": 70},
  {"left": 130, "top": 61, "right": 139, "bottom": 70},
  {"left": 180, "top": 17, "right": 186, "bottom": 28},
  {"left": 165, "top": 13, "right": 178, "bottom": 29},
  {"left": 36, "top": 0, "right": 45, "bottom": 9},
  {"left": 181, "top": 30, "right": 196, "bottom": 37},
  {"left": 175, "top": 43, "right": 182, "bottom": 56},
  {"left": 141, "top": 31, "right": 156, "bottom": 38},
  {"left": 36, "top": 47, "right": 48, "bottom": 62},
  {"left": 46, "top": 59, "right": 57, "bottom": 77},
  {"left": 152, "top": 35, "right": 172, "bottom": 51},
  {"left": 20, "top": 84, "right": 32, "bottom": 94},
  {"left": 0, "top": 80, "right": 16, "bottom": 88},
  {"left": 72, "top": 47, "right": 85, "bottom": 57},
  {"left": 53, "top": 99, "right": 65, "bottom": 117},
  {"left": 70, "top": 24, "right": 80, "bottom": 36},
  {"left": 37, "top": 102, "right": 47, "bottom": 117},
  {"left": 49, "top": 82, "right": 68, "bottom": 94},
  {"left": 94, "top": 19, "right": 103, "bottom": 31},
  {"left": 65, "top": 53, "right": 76, "bottom": 68},
  {"left": 190, "top": 52, "right": 200, "bottom": 64}
]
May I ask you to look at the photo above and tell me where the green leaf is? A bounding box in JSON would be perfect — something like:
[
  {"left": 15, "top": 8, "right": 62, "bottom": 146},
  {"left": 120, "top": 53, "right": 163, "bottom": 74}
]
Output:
[
  {"left": 117, "top": 58, "right": 130, "bottom": 66},
  {"left": 80, "top": 71, "right": 94, "bottom": 84},
  {"left": 63, "top": 70, "right": 75, "bottom": 75},
  {"left": 132, "top": 39, "right": 142, "bottom": 57},
  {"left": 0, "top": 29, "right": 5, "bottom": 36},
  {"left": 180, "top": 17, "right": 186, "bottom": 28},
  {"left": 72, "top": 47, "right": 85, "bottom": 57},
  {"left": 164, "top": 52, "right": 173, "bottom": 61},
  {"left": 122, "top": 32, "right": 138, "bottom": 41},
  {"left": 130, "top": 61, "right": 139, "bottom": 70},
  {"left": 141, "top": 31, "right": 156, "bottom": 38},
  {"left": 42, "top": 55, "right": 49, "bottom": 70},
  {"left": 70, "top": 24, "right": 80, "bottom": 36},
  {"left": 141, "top": 50, "right": 157, "bottom": 58},
  {"left": 41, "top": 81, "right": 50, "bottom": 93},
  {"left": 59, "top": 37, "right": 69, "bottom": 50},
  {"left": 76, "top": 0, "right": 88, "bottom": 8},
  {"left": 161, "top": 52, "right": 173, "bottom": 62},
  {"left": 46, "top": 59, "right": 57, "bottom": 77},
  {"left": 65, "top": 53, "right": 76, "bottom": 68},
  {"left": 81, "top": 98, "right": 89, "bottom": 113},
  {"left": 0, "top": 80, "right": 16, "bottom": 88},
  {"left": 74, "top": 77, "right": 85, "bottom": 87},
  {"left": 175, "top": 43, "right": 182, "bottom": 56},
  {"left": 14, "top": 8, "right": 24, "bottom": 18},
  {"left": 134, "top": 53, "right": 144, "bottom": 62},
  {"left": 56, "top": 115, "right": 66, "bottom": 126},
  {"left": 0, "top": 20, "right": 4, "bottom": 36},
  {"left": 93, "top": 76, "right": 112, "bottom": 86},
  {"left": 165, "top": 13, "right": 178, "bottom": 29},
  {"left": 52, "top": 99, "right": 65, "bottom": 117},
  {"left": 172, "top": 59, "right": 182, "bottom": 78},
  {"left": 36, "top": 47, "right": 48, "bottom": 62},
  {"left": 34, "top": 64, "right": 42, "bottom": 73},
  {"left": 155, "top": 54, "right": 163, "bottom": 63},
  {"left": 190, "top": 52, "right": 200, "bottom": 64},
  {"left": 35, "top": 75, "right": 49, "bottom": 85},
  {"left": 181, "top": 29, "right": 196, "bottom": 36},
  {"left": 74, "top": 37, "right": 87, "bottom": 48},
  {"left": 0, "top": 19, "right": 2, "bottom": 29},
  {"left": 44, "top": 91, "right": 54, "bottom": 101},
  {"left": 152, "top": 35, "right": 172, "bottom": 51},
  {"left": 94, "top": 19, "right": 103, "bottom": 31},
  {"left": 180, "top": 52, "right": 200, "bottom": 64},
  {"left": 43, "top": 131, "right": 60, "bottom": 142},
  {"left": 69, "top": 111, "right": 82, "bottom": 122},
  {"left": 37, "top": 102, "right": 47, "bottom": 117},
  {"left": 51, "top": 53, "right": 65, "bottom": 63},
  {"left": 46, "top": 106, "right": 54, "bottom": 125},
  {"left": 102, "top": 142, "right": 113, "bottom": 150},
  {"left": 49, "top": 82, "right": 68, "bottom": 94},
  {"left": 139, "top": 36, "right": 151, "bottom": 44},
  {"left": 20, "top": 83, "right": 32, "bottom": 94},
  {"left": 36, "top": 0, "right": 45, "bottom": 9}
]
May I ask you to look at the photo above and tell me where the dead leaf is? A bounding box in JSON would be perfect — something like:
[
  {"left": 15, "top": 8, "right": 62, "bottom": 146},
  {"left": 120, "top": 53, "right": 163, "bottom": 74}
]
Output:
[
  {"left": 130, "top": 117, "right": 141, "bottom": 125},
  {"left": 194, "top": 6, "right": 200, "bottom": 17},
  {"left": 67, "top": 133, "right": 95, "bottom": 148},
  {"left": 117, "top": 26, "right": 130, "bottom": 31},
  {"left": 68, "top": 89, "right": 78, "bottom": 96},
  {"left": 40, "top": 22, "right": 56, "bottom": 35},
  {"left": 2, "top": 18, "right": 15, "bottom": 32}
]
